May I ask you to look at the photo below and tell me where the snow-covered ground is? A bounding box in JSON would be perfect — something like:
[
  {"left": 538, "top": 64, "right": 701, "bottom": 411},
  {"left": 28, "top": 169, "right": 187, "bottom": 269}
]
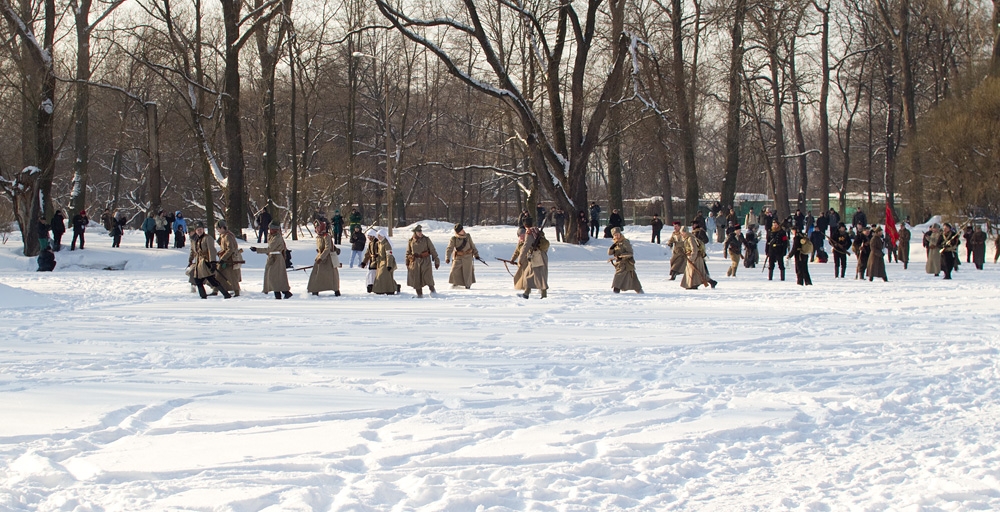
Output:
[{"left": 1, "top": 220, "right": 998, "bottom": 511}]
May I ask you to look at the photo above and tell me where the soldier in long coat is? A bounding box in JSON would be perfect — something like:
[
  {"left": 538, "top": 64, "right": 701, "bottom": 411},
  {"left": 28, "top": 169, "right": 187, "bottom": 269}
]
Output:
[
  {"left": 372, "top": 230, "right": 400, "bottom": 295},
  {"left": 853, "top": 226, "right": 871, "bottom": 280},
  {"left": 215, "top": 220, "right": 243, "bottom": 297},
  {"left": 788, "top": 227, "right": 813, "bottom": 286},
  {"left": 970, "top": 225, "right": 987, "bottom": 270},
  {"left": 513, "top": 219, "right": 549, "bottom": 298},
  {"left": 608, "top": 227, "right": 643, "bottom": 293},
  {"left": 924, "top": 224, "right": 943, "bottom": 276},
  {"left": 867, "top": 226, "right": 888, "bottom": 282},
  {"left": 940, "top": 223, "right": 961, "bottom": 279},
  {"left": 251, "top": 222, "right": 292, "bottom": 299},
  {"left": 307, "top": 222, "right": 341, "bottom": 296},
  {"left": 405, "top": 225, "right": 440, "bottom": 297},
  {"left": 897, "top": 222, "right": 911, "bottom": 269},
  {"left": 681, "top": 225, "right": 715, "bottom": 289},
  {"left": 666, "top": 222, "right": 686, "bottom": 280},
  {"left": 445, "top": 224, "right": 479, "bottom": 289},
  {"left": 191, "top": 223, "right": 232, "bottom": 299}
]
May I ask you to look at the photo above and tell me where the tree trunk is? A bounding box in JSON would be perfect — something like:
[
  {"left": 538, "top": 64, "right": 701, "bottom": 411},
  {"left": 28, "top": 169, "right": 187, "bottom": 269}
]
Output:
[
  {"left": 289, "top": 31, "right": 299, "bottom": 240},
  {"left": 817, "top": 2, "right": 830, "bottom": 214},
  {"left": 606, "top": 103, "right": 624, "bottom": 216},
  {"left": 672, "top": 0, "right": 700, "bottom": 221},
  {"left": 789, "top": 40, "right": 808, "bottom": 213},
  {"left": 145, "top": 102, "right": 162, "bottom": 214},
  {"left": 992, "top": 0, "right": 1000, "bottom": 76},
  {"left": 69, "top": 0, "right": 93, "bottom": 221},
  {"left": 721, "top": 0, "right": 746, "bottom": 209},
  {"left": 768, "top": 45, "right": 791, "bottom": 220},
  {"left": 221, "top": 0, "right": 248, "bottom": 234},
  {"left": 896, "top": 0, "right": 916, "bottom": 216}
]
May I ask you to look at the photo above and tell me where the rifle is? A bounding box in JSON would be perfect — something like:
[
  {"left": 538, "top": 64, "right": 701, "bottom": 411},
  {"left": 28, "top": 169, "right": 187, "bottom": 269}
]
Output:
[
  {"left": 826, "top": 236, "right": 850, "bottom": 255},
  {"left": 680, "top": 251, "right": 717, "bottom": 289},
  {"left": 495, "top": 257, "right": 516, "bottom": 277},
  {"left": 290, "top": 265, "right": 314, "bottom": 272},
  {"left": 475, "top": 256, "right": 489, "bottom": 266}
]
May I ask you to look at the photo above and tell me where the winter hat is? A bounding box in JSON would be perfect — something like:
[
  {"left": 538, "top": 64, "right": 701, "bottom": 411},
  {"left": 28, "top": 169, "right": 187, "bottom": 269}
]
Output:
[
  {"left": 80, "top": 210, "right": 87, "bottom": 216},
  {"left": 610, "top": 227, "right": 621, "bottom": 236},
  {"left": 216, "top": 220, "right": 228, "bottom": 229},
  {"left": 316, "top": 221, "right": 328, "bottom": 235},
  {"left": 412, "top": 224, "right": 423, "bottom": 233},
  {"left": 269, "top": 222, "right": 281, "bottom": 230},
  {"left": 454, "top": 223, "right": 464, "bottom": 233},
  {"left": 195, "top": 221, "right": 205, "bottom": 229},
  {"left": 176, "top": 211, "right": 183, "bottom": 217}
]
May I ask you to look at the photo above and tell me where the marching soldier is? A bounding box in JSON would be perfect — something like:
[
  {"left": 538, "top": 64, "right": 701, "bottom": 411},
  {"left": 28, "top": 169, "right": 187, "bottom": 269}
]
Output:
[
  {"left": 724, "top": 224, "right": 744, "bottom": 277},
  {"left": 765, "top": 219, "right": 788, "bottom": 281},
  {"left": 307, "top": 222, "right": 341, "bottom": 296},
  {"left": 852, "top": 225, "right": 870, "bottom": 280},
  {"left": 191, "top": 222, "right": 232, "bottom": 299},
  {"left": 405, "top": 224, "right": 440, "bottom": 298},
  {"left": 867, "top": 226, "right": 888, "bottom": 282},
  {"left": 829, "top": 223, "right": 852, "bottom": 278},
  {"left": 215, "top": 220, "right": 243, "bottom": 297},
  {"left": 666, "top": 221, "right": 686, "bottom": 280},
  {"left": 787, "top": 227, "right": 813, "bottom": 286},
  {"left": 897, "top": 221, "right": 911, "bottom": 269},
  {"left": 250, "top": 222, "right": 293, "bottom": 299},
  {"left": 940, "top": 223, "right": 961, "bottom": 279},
  {"left": 742, "top": 228, "right": 759, "bottom": 268},
  {"left": 513, "top": 218, "right": 549, "bottom": 298},
  {"left": 608, "top": 227, "right": 643, "bottom": 293},
  {"left": 970, "top": 225, "right": 987, "bottom": 270},
  {"left": 445, "top": 224, "right": 480, "bottom": 289},
  {"left": 681, "top": 221, "right": 716, "bottom": 289}
]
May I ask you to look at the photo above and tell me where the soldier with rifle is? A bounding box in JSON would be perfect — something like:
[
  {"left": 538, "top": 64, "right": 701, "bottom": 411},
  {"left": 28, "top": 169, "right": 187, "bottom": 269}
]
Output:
[
  {"left": 446, "top": 224, "right": 485, "bottom": 289},
  {"left": 828, "top": 223, "right": 852, "bottom": 278},
  {"left": 608, "top": 227, "right": 643, "bottom": 293},
  {"left": 940, "top": 223, "right": 962, "bottom": 279}
]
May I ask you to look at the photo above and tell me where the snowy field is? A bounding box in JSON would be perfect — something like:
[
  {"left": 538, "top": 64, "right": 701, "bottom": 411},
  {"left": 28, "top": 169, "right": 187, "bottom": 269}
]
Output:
[{"left": 1, "top": 220, "right": 999, "bottom": 511}]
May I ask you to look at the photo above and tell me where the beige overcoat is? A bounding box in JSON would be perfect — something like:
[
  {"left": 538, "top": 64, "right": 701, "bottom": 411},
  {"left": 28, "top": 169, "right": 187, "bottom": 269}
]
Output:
[
  {"left": 373, "top": 241, "right": 399, "bottom": 294},
  {"left": 216, "top": 231, "right": 243, "bottom": 294},
  {"left": 192, "top": 233, "right": 218, "bottom": 279},
  {"left": 609, "top": 238, "right": 642, "bottom": 292},
  {"left": 867, "top": 234, "right": 887, "bottom": 279},
  {"left": 308, "top": 233, "right": 341, "bottom": 293},
  {"left": 406, "top": 235, "right": 439, "bottom": 289},
  {"left": 667, "top": 231, "right": 687, "bottom": 275},
  {"left": 680, "top": 235, "right": 709, "bottom": 289},
  {"left": 925, "top": 232, "right": 942, "bottom": 274},
  {"left": 446, "top": 234, "right": 479, "bottom": 287},
  {"left": 514, "top": 228, "right": 548, "bottom": 291},
  {"left": 258, "top": 235, "right": 290, "bottom": 293}
]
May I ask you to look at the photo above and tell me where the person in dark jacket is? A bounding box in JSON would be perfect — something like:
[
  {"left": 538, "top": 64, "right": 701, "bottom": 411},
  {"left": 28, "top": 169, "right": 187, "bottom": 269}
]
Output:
[
  {"left": 724, "top": 225, "right": 745, "bottom": 277},
  {"left": 650, "top": 214, "right": 664, "bottom": 244},
  {"left": 577, "top": 210, "right": 590, "bottom": 244},
  {"left": 141, "top": 212, "right": 156, "bottom": 248},
  {"left": 332, "top": 210, "right": 345, "bottom": 245},
  {"left": 349, "top": 225, "right": 366, "bottom": 268},
  {"left": 815, "top": 213, "right": 829, "bottom": 238},
  {"left": 742, "top": 229, "right": 759, "bottom": 268},
  {"left": 255, "top": 208, "right": 273, "bottom": 243},
  {"left": 970, "top": 225, "right": 987, "bottom": 269},
  {"left": 348, "top": 207, "right": 363, "bottom": 233},
  {"left": 809, "top": 225, "right": 825, "bottom": 262},
  {"left": 963, "top": 225, "right": 975, "bottom": 263},
  {"left": 70, "top": 209, "right": 89, "bottom": 250},
  {"left": 940, "top": 223, "right": 961, "bottom": 279},
  {"left": 37, "top": 245, "right": 56, "bottom": 272},
  {"left": 111, "top": 210, "right": 126, "bottom": 248},
  {"left": 604, "top": 209, "right": 624, "bottom": 238},
  {"left": 153, "top": 210, "right": 170, "bottom": 248},
  {"left": 827, "top": 208, "right": 841, "bottom": 237},
  {"left": 50, "top": 210, "right": 66, "bottom": 251},
  {"left": 852, "top": 226, "right": 871, "bottom": 279},
  {"left": 554, "top": 207, "right": 566, "bottom": 242},
  {"left": 589, "top": 202, "right": 601, "bottom": 238},
  {"left": 766, "top": 220, "right": 788, "bottom": 281},
  {"left": 37, "top": 216, "right": 50, "bottom": 251},
  {"left": 830, "top": 223, "right": 852, "bottom": 278},
  {"left": 793, "top": 209, "right": 805, "bottom": 232},
  {"left": 787, "top": 227, "right": 812, "bottom": 285},
  {"left": 852, "top": 210, "right": 867, "bottom": 230}
]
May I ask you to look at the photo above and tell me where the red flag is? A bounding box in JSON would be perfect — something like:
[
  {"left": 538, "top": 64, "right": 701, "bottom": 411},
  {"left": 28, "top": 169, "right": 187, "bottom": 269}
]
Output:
[{"left": 885, "top": 205, "right": 899, "bottom": 245}]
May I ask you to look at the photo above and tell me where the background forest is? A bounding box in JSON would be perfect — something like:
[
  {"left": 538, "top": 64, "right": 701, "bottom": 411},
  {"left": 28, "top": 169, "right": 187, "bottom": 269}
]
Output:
[{"left": 1, "top": 0, "right": 998, "bottom": 255}]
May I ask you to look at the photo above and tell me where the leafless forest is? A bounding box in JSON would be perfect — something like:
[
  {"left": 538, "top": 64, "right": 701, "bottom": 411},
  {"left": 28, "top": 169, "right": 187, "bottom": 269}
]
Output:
[{"left": 1, "top": 0, "right": 998, "bottom": 255}]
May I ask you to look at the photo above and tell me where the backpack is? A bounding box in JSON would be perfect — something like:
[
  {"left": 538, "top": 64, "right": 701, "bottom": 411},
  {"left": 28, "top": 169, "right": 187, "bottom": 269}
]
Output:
[{"left": 800, "top": 237, "right": 814, "bottom": 255}]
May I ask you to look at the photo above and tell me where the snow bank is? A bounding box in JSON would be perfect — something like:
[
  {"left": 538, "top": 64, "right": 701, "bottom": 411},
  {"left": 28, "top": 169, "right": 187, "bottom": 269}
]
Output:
[{"left": 0, "top": 282, "right": 58, "bottom": 309}]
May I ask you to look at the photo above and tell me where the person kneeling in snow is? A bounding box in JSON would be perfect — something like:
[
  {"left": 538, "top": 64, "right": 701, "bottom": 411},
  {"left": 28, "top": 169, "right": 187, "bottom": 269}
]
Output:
[{"left": 37, "top": 246, "right": 56, "bottom": 272}]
